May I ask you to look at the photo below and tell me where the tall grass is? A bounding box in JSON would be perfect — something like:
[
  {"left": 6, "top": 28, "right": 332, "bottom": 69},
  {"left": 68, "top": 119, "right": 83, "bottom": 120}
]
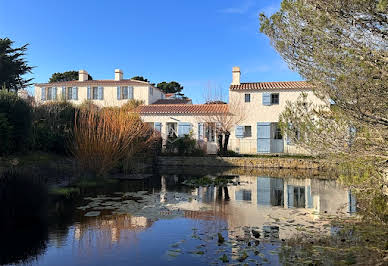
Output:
[{"left": 71, "top": 109, "right": 157, "bottom": 176}]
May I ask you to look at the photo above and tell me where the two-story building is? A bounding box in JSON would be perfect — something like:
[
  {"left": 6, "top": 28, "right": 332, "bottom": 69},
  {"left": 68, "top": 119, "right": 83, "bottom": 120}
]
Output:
[
  {"left": 34, "top": 69, "right": 164, "bottom": 107},
  {"left": 139, "top": 67, "right": 325, "bottom": 155}
]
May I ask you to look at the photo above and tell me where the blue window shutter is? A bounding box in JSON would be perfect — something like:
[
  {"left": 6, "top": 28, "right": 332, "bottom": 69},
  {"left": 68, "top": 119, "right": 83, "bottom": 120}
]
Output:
[
  {"left": 98, "top": 86, "right": 104, "bottom": 100},
  {"left": 72, "top": 87, "right": 78, "bottom": 100},
  {"left": 257, "top": 122, "right": 271, "bottom": 153},
  {"left": 87, "top": 86, "right": 91, "bottom": 100},
  {"left": 129, "top": 86, "right": 134, "bottom": 99},
  {"left": 198, "top": 123, "right": 204, "bottom": 140},
  {"left": 262, "top": 93, "right": 271, "bottom": 106},
  {"left": 117, "top": 86, "right": 121, "bottom": 100},
  {"left": 41, "top": 87, "right": 46, "bottom": 101},
  {"left": 154, "top": 122, "right": 162, "bottom": 132},
  {"left": 235, "top": 126, "right": 244, "bottom": 138},
  {"left": 62, "top": 87, "right": 66, "bottom": 100},
  {"left": 52, "top": 87, "right": 57, "bottom": 100}
]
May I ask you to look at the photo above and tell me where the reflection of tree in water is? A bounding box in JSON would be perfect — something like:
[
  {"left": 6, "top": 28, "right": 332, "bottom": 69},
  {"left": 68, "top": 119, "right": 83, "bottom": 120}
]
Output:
[
  {"left": 0, "top": 221, "right": 49, "bottom": 265},
  {"left": 0, "top": 171, "right": 49, "bottom": 265}
]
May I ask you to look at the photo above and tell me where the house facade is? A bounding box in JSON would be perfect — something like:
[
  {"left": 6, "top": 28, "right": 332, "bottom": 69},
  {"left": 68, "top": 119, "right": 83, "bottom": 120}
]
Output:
[
  {"left": 34, "top": 69, "right": 164, "bottom": 107},
  {"left": 138, "top": 67, "right": 325, "bottom": 155}
]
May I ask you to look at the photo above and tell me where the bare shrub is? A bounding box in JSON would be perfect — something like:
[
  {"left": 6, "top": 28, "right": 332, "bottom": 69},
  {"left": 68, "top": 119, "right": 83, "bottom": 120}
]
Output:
[{"left": 71, "top": 109, "right": 156, "bottom": 176}]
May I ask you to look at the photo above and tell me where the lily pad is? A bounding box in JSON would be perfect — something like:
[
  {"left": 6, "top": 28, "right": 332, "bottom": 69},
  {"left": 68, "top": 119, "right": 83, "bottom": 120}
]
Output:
[{"left": 84, "top": 211, "right": 101, "bottom": 217}]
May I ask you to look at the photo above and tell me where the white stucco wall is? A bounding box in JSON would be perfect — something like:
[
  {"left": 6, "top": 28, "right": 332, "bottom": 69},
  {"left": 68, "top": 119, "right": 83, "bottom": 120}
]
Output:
[
  {"left": 34, "top": 84, "right": 164, "bottom": 107},
  {"left": 227, "top": 89, "right": 326, "bottom": 154}
]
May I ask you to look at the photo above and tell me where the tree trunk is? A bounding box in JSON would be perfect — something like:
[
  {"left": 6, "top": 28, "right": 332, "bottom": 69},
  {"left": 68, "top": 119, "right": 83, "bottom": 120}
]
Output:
[
  {"left": 217, "top": 134, "right": 223, "bottom": 153},
  {"left": 223, "top": 132, "right": 230, "bottom": 154},
  {"left": 223, "top": 186, "right": 230, "bottom": 201}
]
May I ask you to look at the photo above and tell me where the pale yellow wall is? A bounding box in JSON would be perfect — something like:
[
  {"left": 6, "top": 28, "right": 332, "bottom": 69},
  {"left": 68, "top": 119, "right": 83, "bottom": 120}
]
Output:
[
  {"left": 35, "top": 84, "right": 164, "bottom": 107},
  {"left": 228, "top": 89, "right": 326, "bottom": 154}
]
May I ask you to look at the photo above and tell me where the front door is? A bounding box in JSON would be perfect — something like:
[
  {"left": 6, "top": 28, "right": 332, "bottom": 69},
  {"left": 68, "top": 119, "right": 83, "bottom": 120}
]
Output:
[{"left": 257, "top": 122, "right": 271, "bottom": 153}]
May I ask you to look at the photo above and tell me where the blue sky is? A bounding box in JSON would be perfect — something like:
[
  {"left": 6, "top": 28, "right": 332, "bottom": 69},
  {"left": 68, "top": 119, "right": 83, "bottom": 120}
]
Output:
[{"left": 0, "top": 0, "right": 301, "bottom": 103}]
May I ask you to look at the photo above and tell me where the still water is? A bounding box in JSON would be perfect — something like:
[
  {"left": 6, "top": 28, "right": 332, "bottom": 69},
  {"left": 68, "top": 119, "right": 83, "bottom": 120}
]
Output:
[{"left": 1, "top": 170, "right": 356, "bottom": 266}]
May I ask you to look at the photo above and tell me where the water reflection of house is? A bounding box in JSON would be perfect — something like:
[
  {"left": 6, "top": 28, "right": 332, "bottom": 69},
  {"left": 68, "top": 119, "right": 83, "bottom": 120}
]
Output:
[
  {"left": 229, "top": 176, "right": 356, "bottom": 213},
  {"left": 74, "top": 214, "right": 153, "bottom": 248},
  {"left": 172, "top": 175, "right": 356, "bottom": 240}
]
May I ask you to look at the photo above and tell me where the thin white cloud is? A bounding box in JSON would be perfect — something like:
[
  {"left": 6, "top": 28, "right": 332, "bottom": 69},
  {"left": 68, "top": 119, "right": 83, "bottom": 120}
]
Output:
[{"left": 219, "top": 0, "right": 254, "bottom": 14}]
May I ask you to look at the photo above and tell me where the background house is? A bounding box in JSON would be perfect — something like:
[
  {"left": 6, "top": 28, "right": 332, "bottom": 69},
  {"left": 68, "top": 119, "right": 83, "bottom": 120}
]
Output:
[{"left": 34, "top": 69, "right": 164, "bottom": 107}]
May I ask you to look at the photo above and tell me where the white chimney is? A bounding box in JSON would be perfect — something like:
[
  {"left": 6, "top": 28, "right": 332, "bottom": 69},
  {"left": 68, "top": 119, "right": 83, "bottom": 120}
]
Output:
[
  {"left": 115, "top": 69, "right": 123, "bottom": 81},
  {"left": 232, "top": 66, "right": 241, "bottom": 85},
  {"left": 79, "top": 70, "right": 88, "bottom": 82}
]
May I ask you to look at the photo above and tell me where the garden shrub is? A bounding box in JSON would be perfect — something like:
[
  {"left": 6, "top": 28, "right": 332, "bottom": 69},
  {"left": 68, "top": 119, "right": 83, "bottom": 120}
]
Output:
[
  {"left": 165, "top": 134, "right": 205, "bottom": 156},
  {"left": 0, "top": 113, "right": 12, "bottom": 154},
  {"left": 0, "top": 170, "right": 48, "bottom": 225},
  {"left": 0, "top": 90, "right": 32, "bottom": 155},
  {"left": 31, "top": 101, "right": 76, "bottom": 154}
]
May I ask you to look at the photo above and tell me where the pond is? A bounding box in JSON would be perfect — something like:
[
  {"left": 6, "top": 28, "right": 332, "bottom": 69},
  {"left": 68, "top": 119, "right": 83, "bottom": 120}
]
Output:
[{"left": 1, "top": 169, "right": 357, "bottom": 265}]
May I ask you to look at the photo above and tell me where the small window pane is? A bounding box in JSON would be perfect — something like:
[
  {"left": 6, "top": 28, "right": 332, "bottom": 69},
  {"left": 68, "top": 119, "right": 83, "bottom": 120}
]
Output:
[
  {"left": 244, "top": 126, "right": 252, "bottom": 137},
  {"left": 245, "top": 94, "right": 250, "bottom": 103},
  {"left": 67, "top": 87, "right": 72, "bottom": 100},
  {"left": 47, "top": 87, "right": 52, "bottom": 100},
  {"left": 92, "top": 87, "right": 98, "bottom": 100},
  {"left": 271, "top": 93, "right": 279, "bottom": 104},
  {"left": 122, "top": 86, "right": 128, "bottom": 99},
  {"left": 274, "top": 125, "right": 283, "bottom": 139}
]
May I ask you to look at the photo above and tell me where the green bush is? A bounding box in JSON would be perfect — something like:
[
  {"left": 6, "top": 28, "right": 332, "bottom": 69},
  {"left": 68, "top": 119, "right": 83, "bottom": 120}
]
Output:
[
  {"left": 31, "top": 101, "right": 76, "bottom": 154},
  {"left": 0, "top": 90, "right": 32, "bottom": 155},
  {"left": 165, "top": 134, "right": 205, "bottom": 156},
  {"left": 0, "top": 113, "right": 12, "bottom": 154}
]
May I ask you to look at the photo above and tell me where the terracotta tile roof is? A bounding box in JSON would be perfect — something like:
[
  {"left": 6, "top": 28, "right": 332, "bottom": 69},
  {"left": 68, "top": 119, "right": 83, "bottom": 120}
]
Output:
[
  {"left": 165, "top": 93, "right": 175, "bottom": 98},
  {"left": 230, "top": 81, "right": 313, "bottom": 91},
  {"left": 35, "top": 79, "right": 154, "bottom": 87},
  {"left": 137, "top": 104, "right": 228, "bottom": 115},
  {"left": 153, "top": 99, "right": 192, "bottom": 105}
]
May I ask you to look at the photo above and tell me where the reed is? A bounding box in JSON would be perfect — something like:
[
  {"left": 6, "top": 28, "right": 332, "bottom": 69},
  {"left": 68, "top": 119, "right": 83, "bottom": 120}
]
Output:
[{"left": 71, "top": 108, "right": 156, "bottom": 176}]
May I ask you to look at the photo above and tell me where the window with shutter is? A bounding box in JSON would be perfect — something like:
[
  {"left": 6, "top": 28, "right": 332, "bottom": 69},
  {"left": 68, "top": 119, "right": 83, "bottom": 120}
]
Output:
[
  {"left": 67, "top": 87, "right": 72, "bottom": 100},
  {"left": 262, "top": 93, "right": 271, "bottom": 106},
  {"left": 47, "top": 87, "right": 52, "bottom": 100},
  {"left": 87, "top": 86, "right": 91, "bottom": 100},
  {"left": 129, "top": 86, "right": 134, "bottom": 99},
  {"left": 41, "top": 87, "right": 46, "bottom": 101},
  {"left": 62, "top": 87, "right": 66, "bottom": 100},
  {"left": 98, "top": 86, "right": 103, "bottom": 100},
  {"left": 235, "top": 126, "right": 244, "bottom": 138},
  {"left": 92, "top": 87, "right": 98, "bottom": 100},
  {"left": 52, "top": 87, "right": 57, "bottom": 100},
  {"left": 72, "top": 87, "right": 78, "bottom": 100},
  {"left": 117, "top": 86, "right": 121, "bottom": 100},
  {"left": 271, "top": 93, "right": 279, "bottom": 104}
]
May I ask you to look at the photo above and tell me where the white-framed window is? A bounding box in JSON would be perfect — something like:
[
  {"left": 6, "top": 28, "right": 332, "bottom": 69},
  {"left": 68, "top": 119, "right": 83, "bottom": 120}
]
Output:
[
  {"left": 205, "top": 122, "right": 216, "bottom": 142},
  {"left": 149, "top": 86, "right": 153, "bottom": 96}
]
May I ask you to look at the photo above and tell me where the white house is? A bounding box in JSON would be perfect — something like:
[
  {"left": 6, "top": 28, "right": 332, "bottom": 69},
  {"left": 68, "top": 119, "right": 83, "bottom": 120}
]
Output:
[
  {"left": 139, "top": 67, "right": 325, "bottom": 155},
  {"left": 34, "top": 69, "right": 164, "bottom": 107}
]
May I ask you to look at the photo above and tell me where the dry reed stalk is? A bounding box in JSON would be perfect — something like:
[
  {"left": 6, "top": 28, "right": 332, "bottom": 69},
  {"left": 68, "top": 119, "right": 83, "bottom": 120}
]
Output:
[{"left": 71, "top": 109, "right": 157, "bottom": 176}]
